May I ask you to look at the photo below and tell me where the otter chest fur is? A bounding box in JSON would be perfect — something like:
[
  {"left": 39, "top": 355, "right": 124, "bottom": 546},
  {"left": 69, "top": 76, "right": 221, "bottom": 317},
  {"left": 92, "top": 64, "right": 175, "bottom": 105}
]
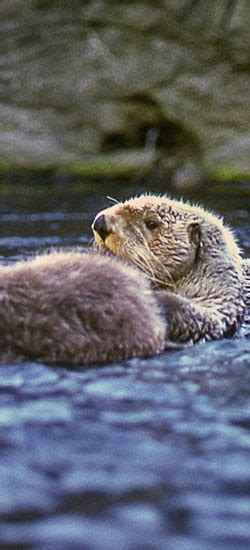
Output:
[{"left": 93, "top": 194, "right": 248, "bottom": 343}]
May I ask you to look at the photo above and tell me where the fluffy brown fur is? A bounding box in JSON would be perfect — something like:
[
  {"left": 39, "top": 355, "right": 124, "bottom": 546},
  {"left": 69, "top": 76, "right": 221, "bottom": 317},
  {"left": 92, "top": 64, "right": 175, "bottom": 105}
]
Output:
[
  {"left": 0, "top": 250, "right": 166, "bottom": 365},
  {"left": 93, "top": 194, "right": 248, "bottom": 343}
]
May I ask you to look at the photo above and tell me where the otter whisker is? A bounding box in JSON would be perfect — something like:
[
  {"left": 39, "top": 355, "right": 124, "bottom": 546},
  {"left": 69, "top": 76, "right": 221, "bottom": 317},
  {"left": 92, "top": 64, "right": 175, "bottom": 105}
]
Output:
[
  {"left": 128, "top": 245, "right": 156, "bottom": 280},
  {"left": 122, "top": 234, "right": 176, "bottom": 290},
  {"left": 134, "top": 235, "right": 157, "bottom": 276},
  {"left": 136, "top": 234, "right": 176, "bottom": 289},
  {"left": 90, "top": 239, "right": 97, "bottom": 249},
  {"left": 136, "top": 250, "right": 155, "bottom": 278},
  {"left": 126, "top": 251, "right": 152, "bottom": 277},
  {"left": 106, "top": 195, "right": 119, "bottom": 205}
]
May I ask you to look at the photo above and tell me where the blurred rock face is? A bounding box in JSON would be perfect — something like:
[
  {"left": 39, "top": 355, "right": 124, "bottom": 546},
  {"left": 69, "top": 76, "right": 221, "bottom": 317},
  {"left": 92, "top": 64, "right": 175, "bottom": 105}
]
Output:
[{"left": 0, "top": 0, "right": 249, "bottom": 178}]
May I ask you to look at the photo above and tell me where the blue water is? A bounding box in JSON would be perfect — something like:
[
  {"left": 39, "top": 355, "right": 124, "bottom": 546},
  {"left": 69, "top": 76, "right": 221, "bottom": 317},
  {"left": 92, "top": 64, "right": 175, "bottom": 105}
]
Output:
[{"left": 0, "top": 181, "right": 249, "bottom": 549}]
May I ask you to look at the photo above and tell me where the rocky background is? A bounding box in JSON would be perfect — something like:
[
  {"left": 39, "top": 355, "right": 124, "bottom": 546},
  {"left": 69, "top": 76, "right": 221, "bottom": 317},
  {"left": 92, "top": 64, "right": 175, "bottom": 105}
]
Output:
[{"left": 0, "top": 0, "right": 249, "bottom": 183}]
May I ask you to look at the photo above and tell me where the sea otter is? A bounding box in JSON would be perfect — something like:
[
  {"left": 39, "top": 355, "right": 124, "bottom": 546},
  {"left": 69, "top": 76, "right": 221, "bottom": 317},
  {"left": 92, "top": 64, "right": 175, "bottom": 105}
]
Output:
[
  {"left": 0, "top": 250, "right": 166, "bottom": 365},
  {"left": 93, "top": 194, "right": 248, "bottom": 343}
]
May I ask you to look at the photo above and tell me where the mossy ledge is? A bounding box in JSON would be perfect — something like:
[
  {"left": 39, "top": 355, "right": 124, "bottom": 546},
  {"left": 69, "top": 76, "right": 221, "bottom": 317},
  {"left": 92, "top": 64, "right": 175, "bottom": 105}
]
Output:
[
  {"left": 0, "top": 152, "right": 249, "bottom": 184},
  {"left": 205, "top": 163, "right": 250, "bottom": 182}
]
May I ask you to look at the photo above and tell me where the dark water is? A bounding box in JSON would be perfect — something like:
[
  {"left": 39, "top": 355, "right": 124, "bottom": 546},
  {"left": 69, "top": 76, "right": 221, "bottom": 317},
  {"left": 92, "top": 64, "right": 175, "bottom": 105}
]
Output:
[{"left": 0, "top": 181, "right": 249, "bottom": 549}]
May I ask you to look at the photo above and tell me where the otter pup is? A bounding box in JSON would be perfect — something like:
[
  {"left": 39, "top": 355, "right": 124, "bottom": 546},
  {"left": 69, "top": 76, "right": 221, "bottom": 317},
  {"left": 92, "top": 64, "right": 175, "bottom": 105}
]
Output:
[
  {"left": 93, "top": 194, "right": 248, "bottom": 343},
  {"left": 0, "top": 250, "right": 166, "bottom": 365}
]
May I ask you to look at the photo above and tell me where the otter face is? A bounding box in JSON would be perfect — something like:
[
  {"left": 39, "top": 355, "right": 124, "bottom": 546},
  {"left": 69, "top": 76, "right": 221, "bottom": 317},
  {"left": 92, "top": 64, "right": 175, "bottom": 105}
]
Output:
[{"left": 92, "top": 195, "right": 202, "bottom": 288}]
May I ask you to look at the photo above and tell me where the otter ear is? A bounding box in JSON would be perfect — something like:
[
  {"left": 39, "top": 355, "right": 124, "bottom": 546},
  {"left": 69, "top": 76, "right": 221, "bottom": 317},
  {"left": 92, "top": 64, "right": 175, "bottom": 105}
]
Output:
[{"left": 187, "top": 221, "right": 201, "bottom": 246}]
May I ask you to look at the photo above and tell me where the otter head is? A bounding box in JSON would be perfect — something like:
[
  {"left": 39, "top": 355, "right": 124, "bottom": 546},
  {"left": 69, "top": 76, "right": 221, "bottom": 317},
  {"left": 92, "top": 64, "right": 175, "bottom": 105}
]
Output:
[{"left": 92, "top": 195, "right": 204, "bottom": 288}]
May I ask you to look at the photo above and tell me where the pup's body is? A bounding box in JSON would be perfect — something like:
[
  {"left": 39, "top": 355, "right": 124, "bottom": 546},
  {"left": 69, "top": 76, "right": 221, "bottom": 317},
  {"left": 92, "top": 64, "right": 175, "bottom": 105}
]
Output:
[{"left": 0, "top": 250, "right": 166, "bottom": 365}]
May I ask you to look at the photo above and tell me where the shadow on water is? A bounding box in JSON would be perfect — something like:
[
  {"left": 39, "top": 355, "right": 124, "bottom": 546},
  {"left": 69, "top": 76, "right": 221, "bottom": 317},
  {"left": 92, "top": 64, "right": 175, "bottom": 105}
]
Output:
[{"left": 0, "top": 178, "right": 249, "bottom": 548}]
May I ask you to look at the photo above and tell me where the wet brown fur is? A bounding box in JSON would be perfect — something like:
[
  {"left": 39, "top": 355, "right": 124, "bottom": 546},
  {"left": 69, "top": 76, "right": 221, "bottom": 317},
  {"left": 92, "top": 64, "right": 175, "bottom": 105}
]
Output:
[
  {"left": 93, "top": 194, "right": 248, "bottom": 343},
  {"left": 0, "top": 250, "right": 166, "bottom": 365}
]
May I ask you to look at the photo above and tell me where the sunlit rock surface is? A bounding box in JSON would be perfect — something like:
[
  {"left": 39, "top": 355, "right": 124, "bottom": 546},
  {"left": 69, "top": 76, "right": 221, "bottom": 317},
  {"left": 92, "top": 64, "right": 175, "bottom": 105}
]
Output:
[{"left": 0, "top": 0, "right": 249, "bottom": 178}]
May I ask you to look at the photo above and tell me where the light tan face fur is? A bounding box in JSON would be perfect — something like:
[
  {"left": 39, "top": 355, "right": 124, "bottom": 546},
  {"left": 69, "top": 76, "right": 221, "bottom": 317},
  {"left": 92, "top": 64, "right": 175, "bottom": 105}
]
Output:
[{"left": 92, "top": 195, "right": 204, "bottom": 288}]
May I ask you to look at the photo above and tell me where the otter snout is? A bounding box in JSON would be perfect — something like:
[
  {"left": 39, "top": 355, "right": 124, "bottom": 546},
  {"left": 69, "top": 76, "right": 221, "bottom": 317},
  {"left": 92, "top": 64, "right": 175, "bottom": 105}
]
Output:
[{"left": 92, "top": 214, "right": 111, "bottom": 241}]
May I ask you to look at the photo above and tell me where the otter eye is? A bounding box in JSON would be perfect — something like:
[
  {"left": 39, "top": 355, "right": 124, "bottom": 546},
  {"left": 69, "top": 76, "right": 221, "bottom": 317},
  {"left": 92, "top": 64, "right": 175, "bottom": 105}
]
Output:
[{"left": 145, "top": 219, "right": 159, "bottom": 231}]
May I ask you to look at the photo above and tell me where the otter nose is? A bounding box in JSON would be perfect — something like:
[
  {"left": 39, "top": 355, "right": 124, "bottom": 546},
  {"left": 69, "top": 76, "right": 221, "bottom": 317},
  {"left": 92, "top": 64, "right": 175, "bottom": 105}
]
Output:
[{"left": 92, "top": 214, "right": 110, "bottom": 241}]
